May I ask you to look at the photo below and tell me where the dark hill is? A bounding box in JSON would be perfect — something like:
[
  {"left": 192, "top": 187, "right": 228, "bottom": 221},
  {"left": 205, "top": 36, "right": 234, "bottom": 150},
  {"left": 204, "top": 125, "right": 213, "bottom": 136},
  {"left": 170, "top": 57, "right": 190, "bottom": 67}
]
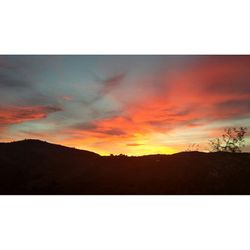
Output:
[
  {"left": 0, "top": 140, "right": 250, "bottom": 194},
  {"left": 0, "top": 139, "right": 99, "bottom": 157}
]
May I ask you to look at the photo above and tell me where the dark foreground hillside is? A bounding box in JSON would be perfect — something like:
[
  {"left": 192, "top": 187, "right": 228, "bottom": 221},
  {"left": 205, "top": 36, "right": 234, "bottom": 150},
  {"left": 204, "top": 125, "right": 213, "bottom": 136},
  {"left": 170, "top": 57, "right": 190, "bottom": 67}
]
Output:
[{"left": 0, "top": 140, "right": 250, "bottom": 194}]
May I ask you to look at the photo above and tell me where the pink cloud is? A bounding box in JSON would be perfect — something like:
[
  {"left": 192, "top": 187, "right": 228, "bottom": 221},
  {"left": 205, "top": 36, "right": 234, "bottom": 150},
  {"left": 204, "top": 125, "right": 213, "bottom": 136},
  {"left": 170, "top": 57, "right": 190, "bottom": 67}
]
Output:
[
  {"left": 0, "top": 105, "right": 61, "bottom": 129},
  {"left": 68, "top": 56, "right": 250, "bottom": 143}
]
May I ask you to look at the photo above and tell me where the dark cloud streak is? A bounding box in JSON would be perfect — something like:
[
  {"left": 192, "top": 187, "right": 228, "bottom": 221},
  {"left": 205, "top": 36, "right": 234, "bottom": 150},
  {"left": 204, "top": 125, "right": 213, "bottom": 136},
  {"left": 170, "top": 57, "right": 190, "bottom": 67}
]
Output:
[{"left": 0, "top": 72, "right": 30, "bottom": 89}]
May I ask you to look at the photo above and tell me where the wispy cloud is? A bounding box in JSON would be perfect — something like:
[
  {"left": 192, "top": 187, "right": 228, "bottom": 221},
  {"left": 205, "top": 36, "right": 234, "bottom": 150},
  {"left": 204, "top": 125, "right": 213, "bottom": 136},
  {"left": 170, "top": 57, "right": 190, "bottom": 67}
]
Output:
[
  {"left": 127, "top": 143, "right": 144, "bottom": 146},
  {"left": 62, "top": 56, "right": 250, "bottom": 154},
  {"left": 1, "top": 56, "right": 250, "bottom": 155},
  {"left": 0, "top": 105, "right": 62, "bottom": 129}
]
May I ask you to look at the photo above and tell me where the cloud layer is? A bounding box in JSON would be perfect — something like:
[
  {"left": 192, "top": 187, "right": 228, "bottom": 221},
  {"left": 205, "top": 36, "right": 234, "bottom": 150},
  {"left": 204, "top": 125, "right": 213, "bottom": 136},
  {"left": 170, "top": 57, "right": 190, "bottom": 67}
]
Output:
[{"left": 0, "top": 56, "right": 249, "bottom": 155}]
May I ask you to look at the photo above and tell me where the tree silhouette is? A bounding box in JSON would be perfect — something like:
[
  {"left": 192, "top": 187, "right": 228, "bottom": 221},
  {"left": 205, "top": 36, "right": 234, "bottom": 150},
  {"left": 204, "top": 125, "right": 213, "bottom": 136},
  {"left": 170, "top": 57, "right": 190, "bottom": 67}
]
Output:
[
  {"left": 209, "top": 127, "right": 247, "bottom": 153},
  {"left": 185, "top": 143, "right": 200, "bottom": 152}
]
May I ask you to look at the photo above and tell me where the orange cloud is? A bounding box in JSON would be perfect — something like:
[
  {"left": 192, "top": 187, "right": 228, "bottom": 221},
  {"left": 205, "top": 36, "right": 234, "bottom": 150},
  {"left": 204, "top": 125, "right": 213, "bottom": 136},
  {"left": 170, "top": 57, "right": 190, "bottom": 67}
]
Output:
[
  {"left": 0, "top": 105, "right": 61, "bottom": 129},
  {"left": 61, "top": 56, "right": 250, "bottom": 155},
  {"left": 4, "top": 56, "right": 248, "bottom": 155}
]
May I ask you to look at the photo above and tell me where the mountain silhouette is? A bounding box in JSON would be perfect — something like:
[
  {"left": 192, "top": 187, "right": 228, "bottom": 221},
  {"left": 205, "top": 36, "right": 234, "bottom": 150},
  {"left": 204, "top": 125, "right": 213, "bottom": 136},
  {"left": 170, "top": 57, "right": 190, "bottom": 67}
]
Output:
[{"left": 1, "top": 139, "right": 250, "bottom": 194}]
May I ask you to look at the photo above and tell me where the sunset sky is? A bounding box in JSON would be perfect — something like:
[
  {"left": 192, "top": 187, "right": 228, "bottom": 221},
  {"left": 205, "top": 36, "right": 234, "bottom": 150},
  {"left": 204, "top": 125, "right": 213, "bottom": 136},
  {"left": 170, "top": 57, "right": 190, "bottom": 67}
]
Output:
[{"left": 0, "top": 55, "right": 249, "bottom": 155}]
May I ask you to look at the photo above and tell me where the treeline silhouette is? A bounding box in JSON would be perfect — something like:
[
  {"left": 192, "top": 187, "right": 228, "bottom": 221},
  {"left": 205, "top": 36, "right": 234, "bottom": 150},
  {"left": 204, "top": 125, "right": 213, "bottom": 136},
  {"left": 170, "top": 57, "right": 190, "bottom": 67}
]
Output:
[{"left": 0, "top": 139, "right": 250, "bottom": 194}]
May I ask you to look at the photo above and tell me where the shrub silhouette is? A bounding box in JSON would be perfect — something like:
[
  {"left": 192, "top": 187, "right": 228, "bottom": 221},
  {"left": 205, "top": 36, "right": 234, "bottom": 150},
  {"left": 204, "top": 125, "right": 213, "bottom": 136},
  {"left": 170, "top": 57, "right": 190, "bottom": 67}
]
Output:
[{"left": 209, "top": 127, "right": 247, "bottom": 153}]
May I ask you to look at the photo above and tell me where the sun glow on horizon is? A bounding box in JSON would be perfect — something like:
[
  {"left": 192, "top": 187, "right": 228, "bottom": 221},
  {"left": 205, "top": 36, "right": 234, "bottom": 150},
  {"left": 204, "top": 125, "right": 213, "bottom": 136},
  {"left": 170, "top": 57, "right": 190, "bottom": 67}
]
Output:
[
  {"left": 0, "top": 55, "right": 250, "bottom": 154},
  {"left": 72, "top": 143, "right": 178, "bottom": 156}
]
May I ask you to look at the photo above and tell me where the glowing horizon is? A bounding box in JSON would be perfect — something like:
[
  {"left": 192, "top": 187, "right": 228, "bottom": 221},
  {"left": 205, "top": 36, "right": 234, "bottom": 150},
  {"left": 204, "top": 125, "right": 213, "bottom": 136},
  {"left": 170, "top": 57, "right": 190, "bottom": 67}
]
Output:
[{"left": 0, "top": 55, "right": 250, "bottom": 155}]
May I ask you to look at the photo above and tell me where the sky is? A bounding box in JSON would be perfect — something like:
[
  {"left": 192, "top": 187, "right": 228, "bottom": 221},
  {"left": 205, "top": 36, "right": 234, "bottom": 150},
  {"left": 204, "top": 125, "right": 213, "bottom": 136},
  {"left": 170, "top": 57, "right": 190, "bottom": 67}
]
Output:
[{"left": 0, "top": 55, "right": 250, "bottom": 155}]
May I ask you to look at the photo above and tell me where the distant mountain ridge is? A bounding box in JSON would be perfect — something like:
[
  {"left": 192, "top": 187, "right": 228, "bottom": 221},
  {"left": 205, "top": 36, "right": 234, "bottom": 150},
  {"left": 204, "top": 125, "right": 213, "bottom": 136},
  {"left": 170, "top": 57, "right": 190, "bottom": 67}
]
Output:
[{"left": 0, "top": 139, "right": 250, "bottom": 194}]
